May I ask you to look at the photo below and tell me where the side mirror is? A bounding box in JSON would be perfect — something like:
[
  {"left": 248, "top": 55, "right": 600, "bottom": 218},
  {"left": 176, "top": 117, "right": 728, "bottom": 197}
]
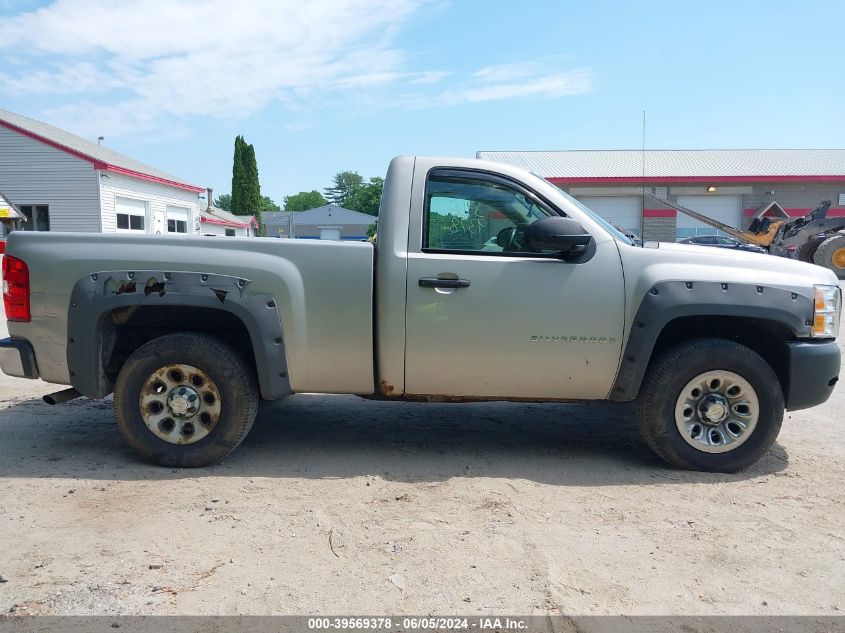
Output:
[{"left": 526, "top": 217, "right": 592, "bottom": 256}]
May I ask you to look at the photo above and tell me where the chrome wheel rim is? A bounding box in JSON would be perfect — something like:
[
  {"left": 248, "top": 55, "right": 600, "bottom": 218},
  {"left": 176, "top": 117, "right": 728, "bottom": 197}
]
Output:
[
  {"left": 674, "top": 370, "right": 759, "bottom": 454},
  {"left": 139, "top": 364, "right": 221, "bottom": 445}
]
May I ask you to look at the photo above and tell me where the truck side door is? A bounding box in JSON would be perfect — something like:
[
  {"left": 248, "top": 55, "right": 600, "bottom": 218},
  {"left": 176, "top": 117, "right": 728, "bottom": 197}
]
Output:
[{"left": 404, "top": 166, "right": 625, "bottom": 400}]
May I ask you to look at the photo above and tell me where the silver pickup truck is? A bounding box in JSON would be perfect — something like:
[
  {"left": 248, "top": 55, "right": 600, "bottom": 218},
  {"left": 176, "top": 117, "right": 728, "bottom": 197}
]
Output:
[{"left": 1, "top": 156, "right": 841, "bottom": 472}]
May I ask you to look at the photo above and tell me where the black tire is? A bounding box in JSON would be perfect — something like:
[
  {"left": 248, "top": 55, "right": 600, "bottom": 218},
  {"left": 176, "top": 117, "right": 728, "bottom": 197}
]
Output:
[
  {"left": 637, "top": 338, "right": 783, "bottom": 472},
  {"left": 812, "top": 234, "right": 845, "bottom": 279},
  {"left": 796, "top": 238, "right": 822, "bottom": 264},
  {"left": 114, "top": 333, "right": 259, "bottom": 467}
]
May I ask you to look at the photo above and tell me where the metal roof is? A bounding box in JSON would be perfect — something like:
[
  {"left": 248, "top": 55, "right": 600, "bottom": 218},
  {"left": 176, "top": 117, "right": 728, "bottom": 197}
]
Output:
[
  {"left": 287, "top": 204, "right": 375, "bottom": 225},
  {"left": 0, "top": 108, "right": 204, "bottom": 192},
  {"left": 201, "top": 207, "right": 258, "bottom": 228},
  {"left": 475, "top": 149, "right": 845, "bottom": 182}
]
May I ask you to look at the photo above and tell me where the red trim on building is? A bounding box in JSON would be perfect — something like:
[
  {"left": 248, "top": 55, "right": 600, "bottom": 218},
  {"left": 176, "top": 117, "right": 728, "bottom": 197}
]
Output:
[
  {"left": 549, "top": 175, "right": 845, "bottom": 185},
  {"left": 200, "top": 215, "right": 259, "bottom": 228},
  {"left": 643, "top": 208, "right": 676, "bottom": 218},
  {"left": 102, "top": 165, "right": 205, "bottom": 193},
  {"left": 201, "top": 216, "right": 248, "bottom": 228},
  {"left": 1, "top": 119, "right": 109, "bottom": 169},
  {"left": 0, "top": 118, "right": 205, "bottom": 193}
]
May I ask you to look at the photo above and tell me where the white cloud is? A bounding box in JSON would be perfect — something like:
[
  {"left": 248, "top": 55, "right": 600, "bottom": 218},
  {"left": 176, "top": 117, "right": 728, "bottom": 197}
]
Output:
[
  {"left": 451, "top": 69, "right": 593, "bottom": 104},
  {"left": 0, "top": 1, "right": 594, "bottom": 136},
  {"left": 0, "top": 0, "right": 425, "bottom": 135},
  {"left": 409, "top": 71, "right": 452, "bottom": 85},
  {"left": 472, "top": 62, "right": 545, "bottom": 83}
]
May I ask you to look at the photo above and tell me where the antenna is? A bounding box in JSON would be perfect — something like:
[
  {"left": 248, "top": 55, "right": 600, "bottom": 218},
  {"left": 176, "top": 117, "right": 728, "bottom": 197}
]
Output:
[{"left": 640, "top": 110, "right": 646, "bottom": 244}]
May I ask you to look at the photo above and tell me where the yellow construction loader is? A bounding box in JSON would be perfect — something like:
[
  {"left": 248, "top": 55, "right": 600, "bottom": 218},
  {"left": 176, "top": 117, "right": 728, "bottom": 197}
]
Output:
[{"left": 646, "top": 193, "right": 845, "bottom": 279}]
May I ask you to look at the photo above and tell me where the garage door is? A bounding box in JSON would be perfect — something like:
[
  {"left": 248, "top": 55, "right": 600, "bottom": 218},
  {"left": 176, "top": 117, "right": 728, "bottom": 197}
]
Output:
[
  {"left": 577, "top": 196, "right": 642, "bottom": 237},
  {"left": 319, "top": 227, "right": 341, "bottom": 240},
  {"left": 676, "top": 196, "right": 741, "bottom": 239}
]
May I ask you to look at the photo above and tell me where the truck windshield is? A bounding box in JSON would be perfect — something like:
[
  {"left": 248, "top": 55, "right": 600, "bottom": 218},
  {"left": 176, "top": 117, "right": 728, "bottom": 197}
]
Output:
[
  {"left": 518, "top": 171, "right": 635, "bottom": 246},
  {"left": 564, "top": 194, "right": 635, "bottom": 246}
]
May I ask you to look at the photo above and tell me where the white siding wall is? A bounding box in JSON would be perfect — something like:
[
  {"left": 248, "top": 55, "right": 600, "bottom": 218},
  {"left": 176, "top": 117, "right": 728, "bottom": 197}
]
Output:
[
  {"left": 0, "top": 125, "right": 100, "bottom": 232},
  {"left": 99, "top": 172, "right": 201, "bottom": 234},
  {"left": 200, "top": 221, "right": 249, "bottom": 237}
]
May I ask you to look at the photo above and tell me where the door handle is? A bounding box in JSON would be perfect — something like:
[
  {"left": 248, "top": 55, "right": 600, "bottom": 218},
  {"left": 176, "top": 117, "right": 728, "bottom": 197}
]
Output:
[{"left": 418, "top": 277, "right": 471, "bottom": 289}]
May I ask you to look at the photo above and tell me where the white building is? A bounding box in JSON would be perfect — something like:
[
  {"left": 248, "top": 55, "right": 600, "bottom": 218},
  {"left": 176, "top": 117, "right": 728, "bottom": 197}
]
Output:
[
  {"left": 0, "top": 108, "right": 205, "bottom": 236},
  {"left": 200, "top": 195, "right": 259, "bottom": 238}
]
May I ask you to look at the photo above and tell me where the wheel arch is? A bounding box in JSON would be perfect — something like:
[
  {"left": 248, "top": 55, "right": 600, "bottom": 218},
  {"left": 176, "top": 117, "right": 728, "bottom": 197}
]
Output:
[
  {"left": 67, "top": 270, "right": 292, "bottom": 401},
  {"left": 610, "top": 281, "right": 814, "bottom": 406}
]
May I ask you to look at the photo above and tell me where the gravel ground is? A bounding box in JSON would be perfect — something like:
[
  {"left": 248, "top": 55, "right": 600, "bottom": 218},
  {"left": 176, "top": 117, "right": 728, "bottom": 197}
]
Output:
[{"left": 0, "top": 291, "right": 843, "bottom": 617}]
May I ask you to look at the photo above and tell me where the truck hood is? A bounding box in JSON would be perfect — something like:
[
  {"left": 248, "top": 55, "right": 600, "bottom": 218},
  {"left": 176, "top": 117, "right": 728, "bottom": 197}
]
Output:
[{"left": 619, "top": 240, "right": 840, "bottom": 293}]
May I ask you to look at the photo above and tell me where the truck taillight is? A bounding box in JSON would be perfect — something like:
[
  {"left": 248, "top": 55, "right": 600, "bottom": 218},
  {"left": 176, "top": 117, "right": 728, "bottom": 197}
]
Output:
[{"left": 2, "top": 254, "right": 31, "bottom": 322}]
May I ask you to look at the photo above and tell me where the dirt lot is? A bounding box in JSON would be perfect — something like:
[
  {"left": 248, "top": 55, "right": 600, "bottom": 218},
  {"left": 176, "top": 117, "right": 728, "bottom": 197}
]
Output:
[{"left": 1, "top": 293, "right": 843, "bottom": 617}]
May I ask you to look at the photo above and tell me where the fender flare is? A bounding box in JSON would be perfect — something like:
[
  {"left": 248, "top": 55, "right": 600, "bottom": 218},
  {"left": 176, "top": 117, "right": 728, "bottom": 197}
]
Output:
[
  {"left": 609, "top": 280, "right": 814, "bottom": 401},
  {"left": 67, "top": 270, "right": 292, "bottom": 400}
]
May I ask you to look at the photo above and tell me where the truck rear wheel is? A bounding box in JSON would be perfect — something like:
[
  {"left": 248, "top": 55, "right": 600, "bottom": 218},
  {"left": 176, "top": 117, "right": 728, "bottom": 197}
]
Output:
[
  {"left": 113, "top": 333, "right": 259, "bottom": 467},
  {"left": 637, "top": 339, "right": 783, "bottom": 472},
  {"left": 812, "top": 234, "right": 845, "bottom": 279}
]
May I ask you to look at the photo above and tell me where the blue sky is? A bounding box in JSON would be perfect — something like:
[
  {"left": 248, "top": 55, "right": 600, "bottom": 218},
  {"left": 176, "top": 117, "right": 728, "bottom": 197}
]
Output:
[{"left": 1, "top": 0, "right": 843, "bottom": 203}]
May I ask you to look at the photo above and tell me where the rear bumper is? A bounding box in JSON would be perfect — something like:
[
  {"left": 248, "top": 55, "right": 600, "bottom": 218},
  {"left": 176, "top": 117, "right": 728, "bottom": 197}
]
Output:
[
  {"left": 0, "top": 337, "right": 39, "bottom": 379},
  {"left": 786, "top": 340, "right": 841, "bottom": 411}
]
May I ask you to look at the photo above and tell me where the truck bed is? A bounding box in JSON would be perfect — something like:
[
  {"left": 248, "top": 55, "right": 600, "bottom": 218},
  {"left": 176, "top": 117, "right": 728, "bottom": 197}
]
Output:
[{"left": 5, "top": 232, "right": 376, "bottom": 394}]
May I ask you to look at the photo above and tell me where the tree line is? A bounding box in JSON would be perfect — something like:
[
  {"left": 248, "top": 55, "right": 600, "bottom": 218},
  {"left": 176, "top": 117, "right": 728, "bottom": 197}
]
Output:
[{"left": 214, "top": 135, "right": 383, "bottom": 218}]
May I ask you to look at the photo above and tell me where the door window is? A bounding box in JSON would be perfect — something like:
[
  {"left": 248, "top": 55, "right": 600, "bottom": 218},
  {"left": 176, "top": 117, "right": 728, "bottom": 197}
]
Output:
[{"left": 424, "top": 171, "right": 555, "bottom": 254}]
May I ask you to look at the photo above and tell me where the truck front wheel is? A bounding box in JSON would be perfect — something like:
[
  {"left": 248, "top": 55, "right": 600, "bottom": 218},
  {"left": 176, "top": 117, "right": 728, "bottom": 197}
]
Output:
[
  {"left": 113, "top": 333, "right": 259, "bottom": 467},
  {"left": 637, "top": 339, "right": 783, "bottom": 472}
]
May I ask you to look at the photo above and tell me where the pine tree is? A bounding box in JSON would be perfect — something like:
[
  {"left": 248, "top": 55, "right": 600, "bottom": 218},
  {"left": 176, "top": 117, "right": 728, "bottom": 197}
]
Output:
[
  {"left": 243, "top": 142, "right": 261, "bottom": 213},
  {"left": 230, "top": 136, "right": 246, "bottom": 213},
  {"left": 324, "top": 171, "right": 363, "bottom": 206},
  {"left": 229, "top": 136, "right": 262, "bottom": 214}
]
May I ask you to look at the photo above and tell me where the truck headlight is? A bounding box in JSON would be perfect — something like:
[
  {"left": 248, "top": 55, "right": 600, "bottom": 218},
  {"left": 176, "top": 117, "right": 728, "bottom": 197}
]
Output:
[{"left": 813, "top": 285, "right": 841, "bottom": 338}]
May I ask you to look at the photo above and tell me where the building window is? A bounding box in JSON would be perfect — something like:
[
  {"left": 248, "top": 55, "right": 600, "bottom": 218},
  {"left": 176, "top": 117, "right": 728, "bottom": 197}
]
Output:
[
  {"left": 115, "top": 197, "right": 148, "bottom": 233},
  {"left": 167, "top": 219, "right": 187, "bottom": 233},
  {"left": 117, "top": 214, "right": 145, "bottom": 230},
  {"left": 166, "top": 205, "right": 190, "bottom": 234},
  {"left": 19, "top": 205, "right": 50, "bottom": 231},
  {"left": 225, "top": 228, "right": 236, "bottom": 237},
  {"left": 676, "top": 227, "right": 721, "bottom": 239}
]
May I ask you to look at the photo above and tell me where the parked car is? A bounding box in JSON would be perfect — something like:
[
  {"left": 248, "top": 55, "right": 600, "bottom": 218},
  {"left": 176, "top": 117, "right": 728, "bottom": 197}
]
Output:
[
  {"left": 1, "top": 156, "right": 841, "bottom": 473},
  {"left": 678, "top": 235, "right": 768, "bottom": 253}
]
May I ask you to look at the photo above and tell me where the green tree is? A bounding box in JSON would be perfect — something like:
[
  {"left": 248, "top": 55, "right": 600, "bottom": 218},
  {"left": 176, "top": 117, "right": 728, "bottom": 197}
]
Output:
[
  {"left": 243, "top": 142, "right": 261, "bottom": 212},
  {"left": 284, "top": 190, "right": 327, "bottom": 212},
  {"left": 214, "top": 193, "right": 232, "bottom": 211},
  {"left": 345, "top": 176, "right": 384, "bottom": 216},
  {"left": 230, "top": 136, "right": 246, "bottom": 213},
  {"left": 324, "top": 171, "right": 363, "bottom": 206},
  {"left": 230, "top": 135, "right": 261, "bottom": 214},
  {"left": 260, "top": 196, "right": 280, "bottom": 212}
]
